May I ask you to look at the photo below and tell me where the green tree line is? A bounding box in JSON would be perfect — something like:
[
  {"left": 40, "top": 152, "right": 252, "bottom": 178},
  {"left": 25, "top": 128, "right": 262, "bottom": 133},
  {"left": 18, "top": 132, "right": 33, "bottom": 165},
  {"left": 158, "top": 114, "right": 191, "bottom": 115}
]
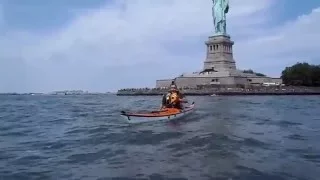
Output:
[
  {"left": 242, "top": 69, "right": 266, "bottom": 77},
  {"left": 281, "top": 62, "right": 320, "bottom": 86}
]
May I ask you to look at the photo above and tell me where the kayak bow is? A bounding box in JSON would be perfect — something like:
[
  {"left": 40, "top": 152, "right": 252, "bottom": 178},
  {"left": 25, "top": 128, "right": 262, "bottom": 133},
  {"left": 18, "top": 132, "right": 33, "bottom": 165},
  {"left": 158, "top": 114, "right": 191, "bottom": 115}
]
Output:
[{"left": 120, "top": 102, "right": 195, "bottom": 123}]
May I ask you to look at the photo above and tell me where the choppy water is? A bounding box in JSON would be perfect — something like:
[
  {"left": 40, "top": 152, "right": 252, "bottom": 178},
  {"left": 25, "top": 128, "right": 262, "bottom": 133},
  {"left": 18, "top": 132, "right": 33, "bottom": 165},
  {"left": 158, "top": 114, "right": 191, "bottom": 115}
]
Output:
[{"left": 0, "top": 95, "right": 320, "bottom": 180}]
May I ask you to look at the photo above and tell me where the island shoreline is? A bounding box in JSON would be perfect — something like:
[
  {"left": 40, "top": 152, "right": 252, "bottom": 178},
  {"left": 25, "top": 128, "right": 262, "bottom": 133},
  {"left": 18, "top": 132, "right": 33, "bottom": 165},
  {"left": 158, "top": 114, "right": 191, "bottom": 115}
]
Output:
[
  {"left": 117, "top": 87, "right": 320, "bottom": 96},
  {"left": 116, "top": 92, "right": 320, "bottom": 96}
]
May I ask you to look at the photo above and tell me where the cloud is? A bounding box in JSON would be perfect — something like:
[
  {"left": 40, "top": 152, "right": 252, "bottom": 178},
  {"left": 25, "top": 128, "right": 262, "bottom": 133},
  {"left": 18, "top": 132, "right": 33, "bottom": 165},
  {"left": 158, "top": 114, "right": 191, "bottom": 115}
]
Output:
[
  {"left": 234, "top": 7, "right": 320, "bottom": 74},
  {"left": 20, "top": 0, "right": 274, "bottom": 66},
  {"left": 0, "top": 0, "right": 319, "bottom": 92}
]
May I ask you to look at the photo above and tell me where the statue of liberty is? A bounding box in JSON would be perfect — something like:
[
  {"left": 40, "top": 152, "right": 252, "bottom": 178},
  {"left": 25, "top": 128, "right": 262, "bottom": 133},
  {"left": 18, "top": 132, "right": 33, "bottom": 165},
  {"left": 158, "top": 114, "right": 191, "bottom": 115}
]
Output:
[{"left": 212, "top": 0, "right": 229, "bottom": 35}]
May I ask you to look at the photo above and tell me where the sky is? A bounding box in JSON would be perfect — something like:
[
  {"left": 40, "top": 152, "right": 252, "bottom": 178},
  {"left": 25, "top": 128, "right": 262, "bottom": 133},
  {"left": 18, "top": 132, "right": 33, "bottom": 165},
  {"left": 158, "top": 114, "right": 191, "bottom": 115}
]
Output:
[{"left": 0, "top": 0, "right": 320, "bottom": 93}]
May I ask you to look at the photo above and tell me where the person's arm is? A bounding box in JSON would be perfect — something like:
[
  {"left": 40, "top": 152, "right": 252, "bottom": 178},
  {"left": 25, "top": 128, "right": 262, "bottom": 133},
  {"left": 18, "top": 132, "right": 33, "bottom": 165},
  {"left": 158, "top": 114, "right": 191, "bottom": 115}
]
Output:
[
  {"left": 160, "top": 94, "right": 166, "bottom": 108},
  {"left": 178, "top": 92, "right": 188, "bottom": 103}
]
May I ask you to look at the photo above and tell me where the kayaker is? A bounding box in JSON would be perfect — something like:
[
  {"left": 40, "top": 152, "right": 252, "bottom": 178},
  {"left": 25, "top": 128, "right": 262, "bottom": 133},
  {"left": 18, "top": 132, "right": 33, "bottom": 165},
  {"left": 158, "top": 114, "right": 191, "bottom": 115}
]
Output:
[{"left": 161, "top": 81, "right": 188, "bottom": 109}]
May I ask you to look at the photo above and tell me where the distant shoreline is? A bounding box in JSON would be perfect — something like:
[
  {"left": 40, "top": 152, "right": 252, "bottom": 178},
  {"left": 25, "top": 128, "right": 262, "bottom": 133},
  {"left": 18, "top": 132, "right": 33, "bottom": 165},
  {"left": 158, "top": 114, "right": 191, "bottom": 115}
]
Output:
[
  {"left": 0, "top": 93, "right": 116, "bottom": 96},
  {"left": 2, "top": 87, "right": 320, "bottom": 96},
  {"left": 116, "top": 92, "right": 320, "bottom": 96},
  {"left": 117, "top": 86, "right": 320, "bottom": 96}
]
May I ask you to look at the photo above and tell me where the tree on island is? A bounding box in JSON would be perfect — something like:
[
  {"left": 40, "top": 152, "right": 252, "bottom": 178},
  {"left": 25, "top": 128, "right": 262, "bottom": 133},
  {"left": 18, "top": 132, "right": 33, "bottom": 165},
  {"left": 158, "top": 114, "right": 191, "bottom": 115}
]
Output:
[
  {"left": 281, "top": 62, "right": 320, "bottom": 86},
  {"left": 243, "top": 69, "right": 266, "bottom": 77},
  {"left": 243, "top": 69, "right": 254, "bottom": 74},
  {"left": 255, "top": 73, "right": 266, "bottom": 77}
]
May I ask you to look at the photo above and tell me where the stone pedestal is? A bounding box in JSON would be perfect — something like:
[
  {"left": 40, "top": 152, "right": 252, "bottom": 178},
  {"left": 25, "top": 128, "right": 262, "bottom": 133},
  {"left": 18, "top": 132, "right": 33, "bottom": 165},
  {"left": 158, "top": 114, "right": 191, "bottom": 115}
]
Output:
[{"left": 203, "top": 35, "right": 236, "bottom": 71}]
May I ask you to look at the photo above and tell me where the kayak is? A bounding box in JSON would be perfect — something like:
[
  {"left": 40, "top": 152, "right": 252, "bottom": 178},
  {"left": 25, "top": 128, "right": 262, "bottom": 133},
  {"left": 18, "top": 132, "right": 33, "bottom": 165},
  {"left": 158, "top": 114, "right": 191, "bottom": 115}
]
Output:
[{"left": 120, "top": 102, "right": 195, "bottom": 124}]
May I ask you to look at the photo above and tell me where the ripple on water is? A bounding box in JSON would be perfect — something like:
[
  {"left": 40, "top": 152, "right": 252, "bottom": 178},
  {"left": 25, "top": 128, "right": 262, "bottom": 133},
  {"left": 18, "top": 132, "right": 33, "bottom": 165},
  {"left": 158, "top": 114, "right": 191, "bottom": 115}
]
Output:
[
  {"left": 278, "top": 120, "right": 303, "bottom": 126},
  {"left": 125, "top": 131, "right": 184, "bottom": 145},
  {"left": 0, "top": 171, "right": 52, "bottom": 180},
  {"left": 286, "top": 134, "right": 306, "bottom": 141},
  {"left": 64, "top": 149, "right": 127, "bottom": 165}
]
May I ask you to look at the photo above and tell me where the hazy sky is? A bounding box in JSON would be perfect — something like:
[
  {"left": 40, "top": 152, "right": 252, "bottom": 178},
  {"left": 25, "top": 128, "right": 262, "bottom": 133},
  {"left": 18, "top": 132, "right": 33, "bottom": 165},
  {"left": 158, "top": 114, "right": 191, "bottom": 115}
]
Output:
[{"left": 0, "top": 0, "right": 320, "bottom": 93}]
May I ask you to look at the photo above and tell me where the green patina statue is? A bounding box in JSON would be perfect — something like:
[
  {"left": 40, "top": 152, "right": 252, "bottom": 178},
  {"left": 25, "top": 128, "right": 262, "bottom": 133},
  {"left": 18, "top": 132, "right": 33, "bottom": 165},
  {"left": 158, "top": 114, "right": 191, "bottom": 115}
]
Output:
[{"left": 212, "top": 0, "right": 229, "bottom": 35}]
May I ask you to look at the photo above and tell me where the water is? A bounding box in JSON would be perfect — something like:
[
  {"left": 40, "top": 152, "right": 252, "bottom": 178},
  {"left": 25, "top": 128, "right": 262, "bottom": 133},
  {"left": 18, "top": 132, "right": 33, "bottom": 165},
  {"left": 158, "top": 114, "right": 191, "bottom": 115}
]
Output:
[{"left": 0, "top": 95, "right": 319, "bottom": 180}]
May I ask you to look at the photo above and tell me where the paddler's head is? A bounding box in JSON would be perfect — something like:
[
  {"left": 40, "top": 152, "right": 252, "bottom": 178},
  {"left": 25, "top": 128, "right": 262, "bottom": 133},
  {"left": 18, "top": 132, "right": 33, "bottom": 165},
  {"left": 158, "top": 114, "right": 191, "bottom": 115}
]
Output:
[
  {"left": 170, "top": 81, "right": 177, "bottom": 88},
  {"left": 168, "top": 80, "right": 179, "bottom": 93}
]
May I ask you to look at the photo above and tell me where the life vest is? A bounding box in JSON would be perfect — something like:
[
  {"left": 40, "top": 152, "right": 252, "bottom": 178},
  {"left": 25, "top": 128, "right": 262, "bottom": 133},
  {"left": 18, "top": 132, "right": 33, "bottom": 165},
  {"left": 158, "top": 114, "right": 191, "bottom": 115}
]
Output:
[{"left": 169, "top": 92, "right": 179, "bottom": 104}]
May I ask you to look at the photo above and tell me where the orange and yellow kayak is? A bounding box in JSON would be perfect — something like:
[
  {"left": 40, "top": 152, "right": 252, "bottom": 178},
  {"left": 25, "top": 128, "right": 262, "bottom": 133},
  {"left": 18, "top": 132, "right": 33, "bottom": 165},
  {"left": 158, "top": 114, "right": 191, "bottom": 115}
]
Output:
[{"left": 120, "top": 102, "right": 195, "bottom": 123}]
